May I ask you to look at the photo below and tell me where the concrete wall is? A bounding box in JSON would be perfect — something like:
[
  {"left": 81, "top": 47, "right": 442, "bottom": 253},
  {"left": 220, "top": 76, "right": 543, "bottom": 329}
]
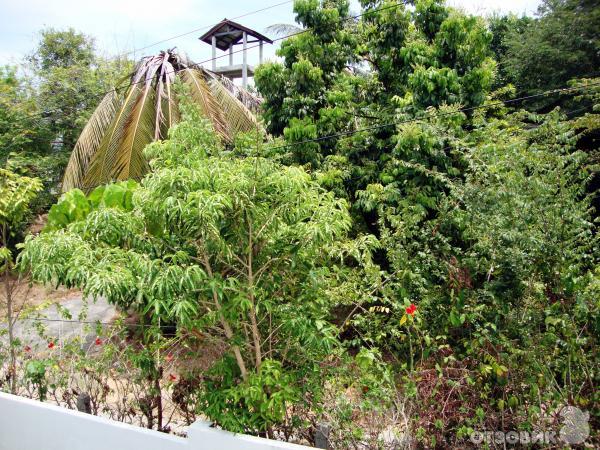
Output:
[{"left": 0, "top": 392, "right": 312, "bottom": 450}]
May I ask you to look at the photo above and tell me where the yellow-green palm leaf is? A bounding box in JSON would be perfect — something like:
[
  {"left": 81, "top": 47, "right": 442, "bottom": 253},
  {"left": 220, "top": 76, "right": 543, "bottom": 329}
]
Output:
[
  {"left": 180, "top": 67, "right": 229, "bottom": 140},
  {"left": 83, "top": 85, "right": 154, "bottom": 189},
  {"left": 209, "top": 77, "right": 262, "bottom": 138},
  {"left": 62, "top": 90, "right": 122, "bottom": 191},
  {"left": 62, "top": 50, "right": 262, "bottom": 192}
]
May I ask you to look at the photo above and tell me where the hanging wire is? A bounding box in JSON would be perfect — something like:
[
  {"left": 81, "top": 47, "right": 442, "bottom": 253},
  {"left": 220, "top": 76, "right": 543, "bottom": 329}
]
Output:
[
  {"left": 14, "top": 1, "right": 405, "bottom": 123},
  {"left": 68, "top": 81, "right": 600, "bottom": 192},
  {"left": 114, "top": 0, "right": 295, "bottom": 59}
]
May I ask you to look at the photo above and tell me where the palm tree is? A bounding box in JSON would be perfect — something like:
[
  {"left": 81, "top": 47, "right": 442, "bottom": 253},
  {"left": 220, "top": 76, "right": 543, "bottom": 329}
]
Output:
[
  {"left": 62, "top": 49, "right": 262, "bottom": 191},
  {"left": 264, "top": 23, "right": 304, "bottom": 38}
]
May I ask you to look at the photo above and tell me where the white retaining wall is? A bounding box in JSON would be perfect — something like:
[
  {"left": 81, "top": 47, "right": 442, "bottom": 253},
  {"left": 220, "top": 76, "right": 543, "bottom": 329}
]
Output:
[{"left": 0, "top": 392, "right": 312, "bottom": 450}]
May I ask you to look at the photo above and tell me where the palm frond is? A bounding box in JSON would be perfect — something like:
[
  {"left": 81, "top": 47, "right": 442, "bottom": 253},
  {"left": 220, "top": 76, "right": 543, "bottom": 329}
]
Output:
[
  {"left": 83, "top": 84, "right": 154, "bottom": 189},
  {"left": 179, "top": 67, "right": 229, "bottom": 140},
  {"left": 83, "top": 87, "right": 140, "bottom": 189},
  {"left": 161, "top": 79, "right": 180, "bottom": 136},
  {"left": 213, "top": 74, "right": 262, "bottom": 113},
  {"left": 154, "top": 52, "right": 177, "bottom": 139},
  {"left": 209, "top": 78, "right": 264, "bottom": 138},
  {"left": 114, "top": 86, "right": 155, "bottom": 181},
  {"left": 61, "top": 90, "right": 122, "bottom": 192},
  {"left": 65, "top": 49, "right": 262, "bottom": 190}
]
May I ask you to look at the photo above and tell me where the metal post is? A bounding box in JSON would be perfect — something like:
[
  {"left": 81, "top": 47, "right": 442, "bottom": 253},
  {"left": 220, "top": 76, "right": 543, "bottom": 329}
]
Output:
[
  {"left": 229, "top": 43, "right": 233, "bottom": 66},
  {"left": 315, "top": 423, "right": 330, "bottom": 449},
  {"left": 242, "top": 31, "right": 247, "bottom": 88},
  {"left": 76, "top": 392, "right": 92, "bottom": 414},
  {"left": 211, "top": 36, "right": 217, "bottom": 71},
  {"left": 259, "top": 40, "right": 263, "bottom": 65}
]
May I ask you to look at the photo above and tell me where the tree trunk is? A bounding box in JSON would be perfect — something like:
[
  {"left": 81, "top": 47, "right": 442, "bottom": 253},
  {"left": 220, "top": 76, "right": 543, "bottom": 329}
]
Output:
[
  {"left": 155, "top": 375, "right": 163, "bottom": 431},
  {"left": 201, "top": 255, "right": 248, "bottom": 380},
  {"left": 247, "top": 219, "right": 262, "bottom": 370},
  {"left": 5, "top": 270, "right": 17, "bottom": 394}
]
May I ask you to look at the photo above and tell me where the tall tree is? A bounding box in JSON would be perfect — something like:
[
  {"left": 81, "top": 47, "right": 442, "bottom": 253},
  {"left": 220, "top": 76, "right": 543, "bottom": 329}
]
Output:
[
  {"left": 0, "top": 66, "right": 52, "bottom": 162},
  {"left": 500, "top": 0, "right": 600, "bottom": 103},
  {"left": 20, "top": 105, "right": 356, "bottom": 435},
  {"left": 487, "top": 13, "right": 532, "bottom": 88},
  {"left": 255, "top": 0, "right": 495, "bottom": 234},
  {"left": 28, "top": 28, "right": 131, "bottom": 151},
  {"left": 0, "top": 66, "right": 60, "bottom": 212}
]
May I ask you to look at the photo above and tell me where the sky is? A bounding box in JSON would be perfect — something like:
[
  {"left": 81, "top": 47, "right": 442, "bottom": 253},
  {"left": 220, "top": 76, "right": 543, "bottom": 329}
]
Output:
[{"left": 0, "top": 0, "right": 542, "bottom": 68}]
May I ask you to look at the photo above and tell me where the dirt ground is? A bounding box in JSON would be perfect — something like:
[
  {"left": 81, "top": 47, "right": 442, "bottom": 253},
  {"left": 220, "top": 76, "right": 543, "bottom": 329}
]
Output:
[
  {"left": 0, "top": 214, "right": 82, "bottom": 319},
  {"left": 0, "top": 276, "right": 82, "bottom": 319}
]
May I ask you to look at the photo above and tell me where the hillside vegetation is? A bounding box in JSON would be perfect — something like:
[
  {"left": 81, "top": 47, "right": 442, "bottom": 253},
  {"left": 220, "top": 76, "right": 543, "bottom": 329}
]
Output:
[{"left": 1, "top": 0, "right": 599, "bottom": 448}]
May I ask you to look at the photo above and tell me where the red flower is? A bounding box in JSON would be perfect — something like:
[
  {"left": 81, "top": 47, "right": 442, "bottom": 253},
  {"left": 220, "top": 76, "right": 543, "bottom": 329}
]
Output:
[
  {"left": 405, "top": 304, "right": 417, "bottom": 316},
  {"left": 95, "top": 338, "right": 103, "bottom": 346},
  {"left": 168, "top": 374, "right": 177, "bottom": 382},
  {"left": 47, "top": 341, "right": 55, "bottom": 349},
  {"left": 24, "top": 345, "right": 31, "bottom": 353},
  {"left": 165, "top": 353, "right": 173, "bottom": 362}
]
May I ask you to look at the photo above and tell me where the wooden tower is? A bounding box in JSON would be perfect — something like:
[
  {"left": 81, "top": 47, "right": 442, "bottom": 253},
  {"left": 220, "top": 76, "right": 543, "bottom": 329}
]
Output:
[{"left": 199, "top": 19, "right": 273, "bottom": 88}]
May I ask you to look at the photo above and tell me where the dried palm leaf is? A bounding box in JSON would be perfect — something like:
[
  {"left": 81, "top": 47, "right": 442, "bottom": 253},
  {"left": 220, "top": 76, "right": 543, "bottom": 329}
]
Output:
[
  {"left": 213, "top": 74, "right": 262, "bottom": 113},
  {"left": 83, "top": 84, "right": 154, "bottom": 189},
  {"left": 180, "top": 67, "right": 230, "bottom": 140},
  {"left": 62, "top": 90, "right": 122, "bottom": 191},
  {"left": 209, "top": 78, "right": 263, "bottom": 138},
  {"left": 63, "top": 49, "right": 262, "bottom": 191}
]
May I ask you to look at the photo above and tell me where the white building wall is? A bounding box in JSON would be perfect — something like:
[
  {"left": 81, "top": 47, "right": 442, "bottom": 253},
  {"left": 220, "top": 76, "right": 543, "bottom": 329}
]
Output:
[{"left": 0, "top": 392, "right": 313, "bottom": 450}]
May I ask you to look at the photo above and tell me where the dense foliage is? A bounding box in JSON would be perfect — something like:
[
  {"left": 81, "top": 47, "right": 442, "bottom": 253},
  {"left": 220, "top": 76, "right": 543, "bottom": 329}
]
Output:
[
  {"left": 254, "top": 0, "right": 599, "bottom": 445},
  {"left": 2, "top": 0, "right": 600, "bottom": 447},
  {"left": 494, "top": 0, "right": 600, "bottom": 100},
  {"left": 0, "top": 169, "right": 42, "bottom": 393},
  {"left": 28, "top": 28, "right": 132, "bottom": 151},
  {"left": 20, "top": 102, "right": 376, "bottom": 436},
  {"left": 1, "top": 29, "right": 132, "bottom": 212}
]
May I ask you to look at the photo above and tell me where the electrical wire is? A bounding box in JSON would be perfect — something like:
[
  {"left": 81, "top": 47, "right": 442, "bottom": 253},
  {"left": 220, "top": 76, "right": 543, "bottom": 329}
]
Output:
[
  {"left": 11, "top": 316, "right": 171, "bottom": 329},
  {"left": 48, "top": 80, "right": 600, "bottom": 193},
  {"left": 2, "top": 103, "right": 595, "bottom": 336},
  {"left": 14, "top": 1, "right": 404, "bottom": 124},
  {"left": 266, "top": 81, "right": 600, "bottom": 150},
  {"left": 115, "top": 0, "right": 294, "bottom": 59}
]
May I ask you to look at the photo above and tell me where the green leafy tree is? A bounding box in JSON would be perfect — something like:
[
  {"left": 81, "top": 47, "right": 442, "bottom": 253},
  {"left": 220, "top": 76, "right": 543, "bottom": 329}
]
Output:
[
  {"left": 500, "top": 0, "right": 600, "bottom": 103},
  {"left": 0, "top": 66, "right": 52, "bottom": 161},
  {"left": 352, "top": 104, "right": 599, "bottom": 444},
  {"left": 255, "top": 0, "right": 358, "bottom": 165},
  {"left": 487, "top": 13, "right": 532, "bottom": 87},
  {"left": 29, "top": 27, "right": 95, "bottom": 71},
  {"left": 0, "top": 169, "right": 42, "bottom": 393},
  {"left": 0, "top": 66, "right": 60, "bottom": 212},
  {"left": 19, "top": 104, "right": 361, "bottom": 434},
  {"left": 0, "top": 65, "right": 61, "bottom": 211},
  {"left": 255, "top": 0, "right": 495, "bottom": 207},
  {"left": 28, "top": 28, "right": 131, "bottom": 151},
  {"left": 1, "top": 29, "right": 132, "bottom": 213}
]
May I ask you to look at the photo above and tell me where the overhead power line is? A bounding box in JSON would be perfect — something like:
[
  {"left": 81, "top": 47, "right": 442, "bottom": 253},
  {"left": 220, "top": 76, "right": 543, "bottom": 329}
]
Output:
[
  {"left": 12, "top": 316, "right": 170, "bottom": 329},
  {"left": 65, "top": 81, "right": 597, "bottom": 193},
  {"left": 116, "top": 0, "right": 294, "bottom": 59},
  {"left": 97, "top": 2, "right": 405, "bottom": 93},
  {"left": 267, "top": 81, "right": 600, "bottom": 150},
  {"left": 7, "top": 100, "right": 597, "bottom": 332},
  {"left": 9, "top": 2, "right": 600, "bottom": 160},
  {"left": 17, "top": 1, "right": 404, "bottom": 124}
]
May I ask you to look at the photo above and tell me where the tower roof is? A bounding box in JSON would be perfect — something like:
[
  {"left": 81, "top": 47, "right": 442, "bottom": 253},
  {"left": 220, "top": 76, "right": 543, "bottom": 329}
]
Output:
[{"left": 199, "top": 19, "right": 273, "bottom": 51}]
